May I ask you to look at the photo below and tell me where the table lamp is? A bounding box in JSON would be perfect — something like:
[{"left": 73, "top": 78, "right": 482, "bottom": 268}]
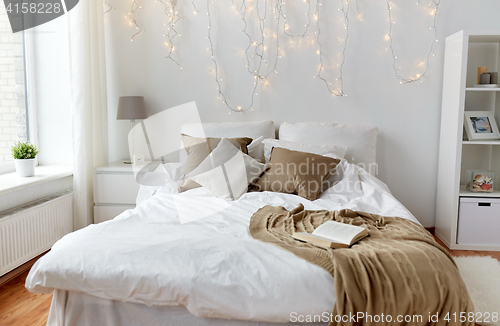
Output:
[{"left": 117, "top": 96, "right": 147, "bottom": 164}]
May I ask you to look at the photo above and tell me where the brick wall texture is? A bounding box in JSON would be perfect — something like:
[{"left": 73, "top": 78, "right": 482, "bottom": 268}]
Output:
[{"left": 0, "top": 5, "right": 27, "bottom": 163}]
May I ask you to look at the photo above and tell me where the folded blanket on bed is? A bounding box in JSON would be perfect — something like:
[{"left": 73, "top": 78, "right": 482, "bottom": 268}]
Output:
[{"left": 249, "top": 204, "right": 473, "bottom": 326}]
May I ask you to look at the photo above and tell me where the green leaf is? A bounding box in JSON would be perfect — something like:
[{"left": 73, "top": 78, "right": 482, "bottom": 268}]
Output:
[{"left": 11, "top": 141, "right": 38, "bottom": 159}]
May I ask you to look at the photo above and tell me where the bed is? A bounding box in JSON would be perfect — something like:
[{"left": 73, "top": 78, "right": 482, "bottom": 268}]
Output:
[{"left": 26, "top": 121, "right": 471, "bottom": 326}]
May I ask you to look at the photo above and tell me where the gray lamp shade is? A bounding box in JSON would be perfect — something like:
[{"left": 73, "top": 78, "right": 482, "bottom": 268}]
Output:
[{"left": 117, "top": 96, "right": 147, "bottom": 120}]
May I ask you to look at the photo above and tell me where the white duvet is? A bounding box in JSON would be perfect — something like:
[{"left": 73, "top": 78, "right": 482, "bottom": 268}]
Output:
[{"left": 26, "top": 161, "right": 419, "bottom": 323}]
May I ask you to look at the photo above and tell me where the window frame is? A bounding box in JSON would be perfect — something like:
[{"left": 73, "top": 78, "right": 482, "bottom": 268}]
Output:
[
  {"left": 0, "top": 161, "right": 15, "bottom": 174},
  {"left": 0, "top": 30, "right": 37, "bottom": 175}
]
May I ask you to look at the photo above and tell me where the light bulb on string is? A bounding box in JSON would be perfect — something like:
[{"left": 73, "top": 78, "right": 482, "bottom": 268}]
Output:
[
  {"left": 314, "top": 0, "right": 350, "bottom": 96},
  {"left": 386, "top": 0, "right": 441, "bottom": 84}
]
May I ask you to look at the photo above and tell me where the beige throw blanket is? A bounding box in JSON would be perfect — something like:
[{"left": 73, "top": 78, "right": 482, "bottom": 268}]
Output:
[{"left": 249, "top": 204, "right": 473, "bottom": 326}]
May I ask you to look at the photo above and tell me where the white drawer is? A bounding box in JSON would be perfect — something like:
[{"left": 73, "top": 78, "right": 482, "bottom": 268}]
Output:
[
  {"left": 93, "top": 173, "right": 140, "bottom": 205},
  {"left": 94, "top": 205, "right": 134, "bottom": 224},
  {"left": 457, "top": 197, "right": 500, "bottom": 245}
]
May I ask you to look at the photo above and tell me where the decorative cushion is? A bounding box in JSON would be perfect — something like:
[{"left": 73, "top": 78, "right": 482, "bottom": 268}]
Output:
[
  {"left": 180, "top": 121, "right": 275, "bottom": 163},
  {"left": 247, "top": 136, "right": 265, "bottom": 163},
  {"left": 180, "top": 134, "right": 252, "bottom": 191},
  {"left": 187, "top": 138, "right": 267, "bottom": 200},
  {"left": 252, "top": 147, "right": 340, "bottom": 201}
]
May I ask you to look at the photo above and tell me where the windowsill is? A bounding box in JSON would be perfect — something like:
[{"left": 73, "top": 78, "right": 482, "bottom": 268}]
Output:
[{"left": 0, "top": 165, "right": 73, "bottom": 196}]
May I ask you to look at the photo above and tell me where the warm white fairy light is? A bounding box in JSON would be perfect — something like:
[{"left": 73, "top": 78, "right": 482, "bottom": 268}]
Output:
[
  {"left": 127, "top": 0, "right": 144, "bottom": 41},
  {"left": 206, "top": 0, "right": 288, "bottom": 112},
  {"left": 192, "top": 0, "right": 199, "bottom": 13},
  {"left": 103, "top": 0, "right": 115, "bottom": 14},
  {"left": 386, "top": 0, "right": 441, "bottom": 84},
  {"left": 314, "top": 0, "right": 349, "bottom": 96},
  {"left": 207, "top": 0, "right": 259, "bottom": 112},
  {"left": 279, "top": 0, "right": 311, "bottom": 39},
  {"left": 118, "top": 0, "right": 442, "bottom": 111},
  {"left": 204, "top": 0, "right": 352, "bottom": 112},
  {"left": 156, "top": 0, "right": 183, "bottom": 69}
]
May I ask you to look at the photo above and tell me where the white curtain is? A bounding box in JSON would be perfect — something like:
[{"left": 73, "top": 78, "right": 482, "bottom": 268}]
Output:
[{"left": 68, "top": 1, "right": 108, "bottom": 230}]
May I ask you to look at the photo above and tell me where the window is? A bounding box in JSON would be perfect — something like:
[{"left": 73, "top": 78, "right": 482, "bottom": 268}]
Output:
[{"left": 0, "top": 4, "right": 29, "bottom": 168}]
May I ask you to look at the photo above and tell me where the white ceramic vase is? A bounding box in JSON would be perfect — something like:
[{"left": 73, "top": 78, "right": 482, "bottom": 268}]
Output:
[{"left": 14, "top": 158, "right": 36, "bottom": 177}]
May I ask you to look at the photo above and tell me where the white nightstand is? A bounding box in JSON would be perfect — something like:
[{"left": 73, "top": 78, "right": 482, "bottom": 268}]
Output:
[{"left": 93, "top": 161, "right": 141, "bottom": 223}]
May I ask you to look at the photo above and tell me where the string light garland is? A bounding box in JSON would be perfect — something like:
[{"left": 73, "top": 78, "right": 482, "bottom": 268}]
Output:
[
  {"left": 386, "top": 0, "right": 441, "bottom": 84},
  {"left": 103, "top": 0, "right": 115, "bottom": 14},
  {"left": 157, "top": 0, "right": 183, "bottom": 68},
  {"left": 192, "top": 0, "right": 199, "bottom": 13},
  {"left": 206, "top": 0, "right": 258, "bottom": 112},
  {"left": 114, "top": 0, "right": 443, "bottom": 112},
  {"left": 205, "top": 0, "right": 350, "bottom": 112},
  {"left": 206, "top": 0, "right": 288, "bottom": 112},
  {"left": 314, "top": 0, "right": 349, "bottom": 96},
  {"left": 127, "top": 0, "right": 144, "bottom": 42},
  {"left": 279, "top": 0, "right": 311, "bottom": 39}
]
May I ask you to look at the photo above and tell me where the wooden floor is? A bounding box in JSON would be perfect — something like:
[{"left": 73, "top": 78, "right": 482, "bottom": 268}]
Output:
[
  {"left": 0, "top": 268, "right": 52, "bottom": 326},
  {"left": 0, "top": 236, "right": 499, "bottom": 326},
  {"left": 434, "top": 236, "right": 500, "bottom": 260}
]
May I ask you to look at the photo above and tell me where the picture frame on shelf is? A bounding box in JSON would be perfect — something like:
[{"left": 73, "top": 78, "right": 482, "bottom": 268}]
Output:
[{"left": 463, "top": 111, "right": 500, "bottom": 140}]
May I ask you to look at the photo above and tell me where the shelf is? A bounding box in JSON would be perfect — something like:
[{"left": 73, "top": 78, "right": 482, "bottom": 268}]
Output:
[
  {"left": 460, "top": 185, "right": 500, "bottom": 197},
  {"left": 465, "top": 87, "right": 500, "bottom": 92},
  {"left": 463, "top": 140, "right": 500, "bottom": 145}
]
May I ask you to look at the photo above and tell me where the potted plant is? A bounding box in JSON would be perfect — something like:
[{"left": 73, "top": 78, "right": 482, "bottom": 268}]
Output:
[{"left": 11, "top": 141, "right": 38, "bottom": 177}]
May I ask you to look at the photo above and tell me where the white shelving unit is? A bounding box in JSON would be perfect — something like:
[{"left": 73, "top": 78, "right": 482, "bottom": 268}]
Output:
[
  {"left": 465, "top": 87, "right": 500, "bottom": 92},
  {"left": 459, "top": 185, "right": 500, "bottom": 197},
  {"left": 436, "top": 30, "right": 500, "bottom": 251},
  {"left": 462, "top": 140, "right": 500, "bottom": 145}
]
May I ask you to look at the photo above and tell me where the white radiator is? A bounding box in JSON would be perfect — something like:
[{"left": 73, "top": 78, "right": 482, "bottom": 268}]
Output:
[{"left": 0, "top": 192, "right": 73, "bottom": 277}]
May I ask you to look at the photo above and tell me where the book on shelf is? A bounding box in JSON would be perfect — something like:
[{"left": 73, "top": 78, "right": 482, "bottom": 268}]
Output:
[{"left": 292, "top": 220, "right": 369, "bottom": 249}]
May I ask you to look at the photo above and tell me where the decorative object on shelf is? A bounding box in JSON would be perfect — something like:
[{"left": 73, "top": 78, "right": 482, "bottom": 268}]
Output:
[
  {"left": 474, "top": 70, "right": 498, "bottom": 87},
  {"left": 466, "top": 169, "right": 494, "bottom": 193},
  {"left": 463, "top": 111, "right": 500, "bottom": 140},
  {"left": 11, "top": 141, "right": 38, "bottom": 177},
  {"left": 489, "top": 72, "right": 498, "bottom": 84},
  {"left": 479, "top": 72, "right": 491, "bottom": 84},
  {"left": 477, "top": 66, "right": 488, "bottom": 84},
  {"left": 133, "top": 154, "right": 145, "bottom": 165},
  {"left": 117, "top": 96, "right": 148, "bottom": 164}
]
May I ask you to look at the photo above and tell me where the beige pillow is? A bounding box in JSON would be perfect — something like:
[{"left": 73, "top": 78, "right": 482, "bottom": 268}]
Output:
[
  {"left": 252, "top": 147, "right": 340, "bottom": 200},
  {"left": 180, "top": 134, "right": 252, "bottom": 191}
]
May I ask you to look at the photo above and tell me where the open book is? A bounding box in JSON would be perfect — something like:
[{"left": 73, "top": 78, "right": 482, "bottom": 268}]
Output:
[{"left": 292, "top": 221, "right": 369, "bottom": 249}]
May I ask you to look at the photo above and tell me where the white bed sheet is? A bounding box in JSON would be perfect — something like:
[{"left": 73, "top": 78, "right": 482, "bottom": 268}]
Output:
[{"left": 26, "top": 161, "right": 419, "bottom": 324}]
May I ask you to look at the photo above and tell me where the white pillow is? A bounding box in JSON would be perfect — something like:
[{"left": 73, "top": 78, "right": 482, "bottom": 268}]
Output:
[
  {"left": 187, "top": 138, "right": 267, "bottom": 200},
  {"left": 136, "top": 162, "right": 185, "bottom": 205},
  {"left": 262, "top": 138, "right": 347, "bottom": 163},
  {"left": 247, "top": 136, "right": 265, "bottom": 163},
  {"left": 279, "top": 122, "right": 378, "bottom": 174},
  {"left": 180, "top": 121, "right": 275, "bottom": 163}
]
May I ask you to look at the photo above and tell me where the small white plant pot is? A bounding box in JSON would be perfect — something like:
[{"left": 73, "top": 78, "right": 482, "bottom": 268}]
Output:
[{"left": 14, "top": 158, "right": 36, "bottom": 177}]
